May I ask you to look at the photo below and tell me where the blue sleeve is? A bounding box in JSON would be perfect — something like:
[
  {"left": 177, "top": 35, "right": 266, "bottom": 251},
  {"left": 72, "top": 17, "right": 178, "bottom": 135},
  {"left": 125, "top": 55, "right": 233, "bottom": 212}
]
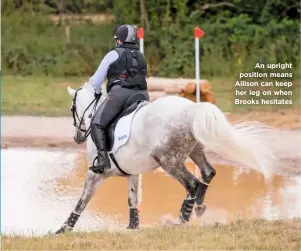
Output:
[{"left": 92, "top": 50, "right": 119, "bottom": 94}]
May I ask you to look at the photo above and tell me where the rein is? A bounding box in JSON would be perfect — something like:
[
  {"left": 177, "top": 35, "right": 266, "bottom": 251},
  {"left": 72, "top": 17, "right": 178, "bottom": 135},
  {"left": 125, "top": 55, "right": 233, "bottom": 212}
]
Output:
[{"left": 71, "top": 88, "right": 100, "bottom": 140}]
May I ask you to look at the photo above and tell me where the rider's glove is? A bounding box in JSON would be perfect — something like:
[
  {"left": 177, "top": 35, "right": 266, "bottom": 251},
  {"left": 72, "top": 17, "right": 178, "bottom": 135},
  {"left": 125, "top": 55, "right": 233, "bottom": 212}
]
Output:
[{"left": 94, "top": 92, "right": 102, "bottom": 99}]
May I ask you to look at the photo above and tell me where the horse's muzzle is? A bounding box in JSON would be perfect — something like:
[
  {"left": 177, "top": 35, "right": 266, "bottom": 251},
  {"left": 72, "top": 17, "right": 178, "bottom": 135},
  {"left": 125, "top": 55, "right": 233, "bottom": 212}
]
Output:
[{"left": 74, "top": 130, "right": 86, "bottom": 144}]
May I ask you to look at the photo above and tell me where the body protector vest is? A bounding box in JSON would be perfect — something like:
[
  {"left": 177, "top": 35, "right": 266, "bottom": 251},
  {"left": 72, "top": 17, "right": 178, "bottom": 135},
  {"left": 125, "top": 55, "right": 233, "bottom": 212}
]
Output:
[{"left": 107, "top": 43, "right": 147, "bottom": 93}]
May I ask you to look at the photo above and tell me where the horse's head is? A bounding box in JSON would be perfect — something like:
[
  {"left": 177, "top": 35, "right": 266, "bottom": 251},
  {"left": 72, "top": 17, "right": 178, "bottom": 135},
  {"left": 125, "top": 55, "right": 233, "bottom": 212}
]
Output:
[{"left": 67, "top": 79, "right": 105, "bottom": 144}]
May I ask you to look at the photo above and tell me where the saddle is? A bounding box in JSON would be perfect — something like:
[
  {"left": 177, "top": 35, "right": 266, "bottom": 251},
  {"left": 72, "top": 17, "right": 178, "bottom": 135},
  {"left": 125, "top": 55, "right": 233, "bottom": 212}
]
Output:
[{"left": 105, "top": 92, "right": 148, "bottom": 151}]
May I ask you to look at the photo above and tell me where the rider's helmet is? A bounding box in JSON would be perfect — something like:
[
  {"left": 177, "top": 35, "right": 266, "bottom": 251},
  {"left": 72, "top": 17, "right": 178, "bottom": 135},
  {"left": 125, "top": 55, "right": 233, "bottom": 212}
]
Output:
[{"left": 114, "top": 24, "right": 137, "bottom": 44}]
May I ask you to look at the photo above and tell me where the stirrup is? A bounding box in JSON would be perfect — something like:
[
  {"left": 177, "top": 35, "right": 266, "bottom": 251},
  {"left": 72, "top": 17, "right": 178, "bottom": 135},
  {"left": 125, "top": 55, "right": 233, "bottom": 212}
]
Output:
[
  {"left": 89, "top": 156, "right": 105, "bottom": 174},
  {"left": 97, "top": 150, "right": 111, "bottom": 169}
]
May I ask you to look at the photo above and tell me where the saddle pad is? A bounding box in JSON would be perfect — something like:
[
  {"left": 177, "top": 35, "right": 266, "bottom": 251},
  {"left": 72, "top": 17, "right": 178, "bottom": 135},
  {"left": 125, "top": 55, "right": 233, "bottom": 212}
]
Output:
[{"left": 109, "top": 101, "right": 147, "bottom": 154}]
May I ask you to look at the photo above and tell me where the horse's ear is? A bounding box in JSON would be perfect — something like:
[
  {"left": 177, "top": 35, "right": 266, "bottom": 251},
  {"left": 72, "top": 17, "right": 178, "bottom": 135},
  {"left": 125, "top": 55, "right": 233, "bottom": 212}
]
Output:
[{"left": 67, "top": 86, "right": 76, "bottom": 98}]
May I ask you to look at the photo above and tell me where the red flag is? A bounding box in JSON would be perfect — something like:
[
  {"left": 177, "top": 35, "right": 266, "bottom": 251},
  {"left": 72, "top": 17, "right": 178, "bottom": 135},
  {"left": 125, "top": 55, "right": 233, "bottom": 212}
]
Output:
[
  {"left": 194, "top": 27, "right": 205, "bottom": 38},
  {"left": 137, "top": 28, "right": 144, "bottom": 39}
]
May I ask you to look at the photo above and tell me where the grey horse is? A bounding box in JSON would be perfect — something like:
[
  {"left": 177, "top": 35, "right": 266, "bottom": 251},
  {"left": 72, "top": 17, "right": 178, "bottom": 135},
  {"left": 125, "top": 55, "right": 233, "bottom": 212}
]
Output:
[{"left": 55, "top": 80, "right": 276, "bottom": 233}]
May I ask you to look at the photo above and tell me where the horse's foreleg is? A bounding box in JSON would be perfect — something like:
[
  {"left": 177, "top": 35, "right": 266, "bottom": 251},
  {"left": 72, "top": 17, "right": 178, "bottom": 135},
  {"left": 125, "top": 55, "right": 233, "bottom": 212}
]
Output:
[
  {"left": 189, "top": 143, "right": 216, "bottom": 217},
  {"left": 55, "top": 170, "right": 103, "bottom": 234},
  {"left": 127, "top": 175, "right": 140, "bottom": 229},
  {"left": 154, "top": 156, "right": 200, "bottom": 224}
]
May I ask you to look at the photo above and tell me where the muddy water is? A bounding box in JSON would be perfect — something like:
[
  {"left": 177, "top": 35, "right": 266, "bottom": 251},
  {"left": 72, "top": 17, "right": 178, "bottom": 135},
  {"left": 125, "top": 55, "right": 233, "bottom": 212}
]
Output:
[{"left": 2, "top": 148, "right": 301, "bottom": 236}]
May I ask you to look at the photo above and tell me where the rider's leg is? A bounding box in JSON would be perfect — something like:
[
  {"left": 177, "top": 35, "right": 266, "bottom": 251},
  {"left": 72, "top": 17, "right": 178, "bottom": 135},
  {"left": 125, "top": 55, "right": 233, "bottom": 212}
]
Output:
[
  {"left": 90, "top": 97, "right": 112, "bottom": 173},
  {"left": 90, "top": 86, "right": 138, "bottom": 172}
]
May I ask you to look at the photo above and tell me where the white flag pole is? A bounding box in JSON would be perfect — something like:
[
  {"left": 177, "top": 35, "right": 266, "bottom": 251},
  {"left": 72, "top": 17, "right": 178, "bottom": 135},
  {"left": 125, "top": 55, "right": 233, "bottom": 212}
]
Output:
[
  {"left": 194, "top": 27, "right": 205, "bottom": 177},
  {"left": 195, "top": 37, "right": 200, "bottom": 103},
  {"left": 139, "top": 35, "right": 144, "bottom": 55},
  {"left": 137, "top": 27, "right": 144, "bottom": 209}
]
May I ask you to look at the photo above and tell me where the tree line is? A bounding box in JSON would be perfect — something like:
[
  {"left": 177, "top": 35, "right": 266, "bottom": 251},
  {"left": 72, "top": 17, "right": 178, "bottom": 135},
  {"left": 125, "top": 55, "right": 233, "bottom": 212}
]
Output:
[{"left": 2, "top": 0, "right": 300, "bottom": 77}]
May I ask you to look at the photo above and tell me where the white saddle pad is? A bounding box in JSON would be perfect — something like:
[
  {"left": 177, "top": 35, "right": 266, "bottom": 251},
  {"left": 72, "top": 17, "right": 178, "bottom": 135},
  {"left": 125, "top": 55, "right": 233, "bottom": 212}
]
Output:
[{"left": 109, "top": 101, "right": 148, "bottom": 154}]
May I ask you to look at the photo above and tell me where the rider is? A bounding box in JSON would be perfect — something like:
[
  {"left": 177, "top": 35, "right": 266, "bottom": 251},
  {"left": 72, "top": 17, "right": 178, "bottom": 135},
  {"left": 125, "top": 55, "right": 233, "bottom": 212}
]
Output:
[{"left": 90, "top": 24, "right": 149, "bottom": 174}]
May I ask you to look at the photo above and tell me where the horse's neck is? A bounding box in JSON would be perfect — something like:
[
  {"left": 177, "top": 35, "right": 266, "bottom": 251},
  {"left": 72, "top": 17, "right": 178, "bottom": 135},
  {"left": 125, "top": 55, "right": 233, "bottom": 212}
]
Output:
[
  {"left": 82, "top": 81, "right": 107, "bottom": 128},
  {"left": 84, "top": 80, "right": 107, "bottom": 99},
  {"left": 84, "top": 80, "right": 95, "bottom": 94},
  {"left": 83, "top": 81, "right": 102, "bottom": 165}
]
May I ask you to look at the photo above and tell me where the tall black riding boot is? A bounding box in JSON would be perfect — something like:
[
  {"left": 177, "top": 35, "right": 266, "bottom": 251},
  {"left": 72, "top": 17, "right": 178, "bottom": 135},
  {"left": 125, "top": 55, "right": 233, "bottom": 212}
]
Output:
[{"left": 90, "top": 124, "right": 111, "bottom": 173}]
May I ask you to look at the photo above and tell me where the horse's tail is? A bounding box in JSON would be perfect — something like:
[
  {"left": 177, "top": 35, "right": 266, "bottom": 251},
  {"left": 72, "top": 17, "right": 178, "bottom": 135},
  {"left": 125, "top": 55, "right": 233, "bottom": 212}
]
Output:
[{"left": 191, "top": 102, "right": 277, "bottom": 180}]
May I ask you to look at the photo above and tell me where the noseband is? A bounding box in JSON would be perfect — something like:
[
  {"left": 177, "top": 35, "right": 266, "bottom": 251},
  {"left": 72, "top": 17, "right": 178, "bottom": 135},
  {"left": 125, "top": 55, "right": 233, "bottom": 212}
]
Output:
[{"left": 71, "top": 88, "right": 99, "bottom": 141}]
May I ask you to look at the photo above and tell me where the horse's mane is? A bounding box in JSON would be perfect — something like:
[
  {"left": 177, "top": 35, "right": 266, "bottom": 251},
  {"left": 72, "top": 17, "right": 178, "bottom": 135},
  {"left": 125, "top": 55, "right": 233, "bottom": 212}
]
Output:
[
  {"left": 83, "top": 77, "right": 95, "bottom": 94},
  {"left": 83, "top": 77, "right": 108, "bottom": 100}
]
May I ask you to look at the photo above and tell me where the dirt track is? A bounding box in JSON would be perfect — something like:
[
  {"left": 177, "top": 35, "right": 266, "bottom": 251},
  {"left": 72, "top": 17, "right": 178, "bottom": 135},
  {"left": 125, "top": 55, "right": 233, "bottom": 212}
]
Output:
[
  {"left": 2, "top": 116, "right": 77, "bottom": 149},
  {"left": 2, "top": 115, "right": 301, "bottom": 175}
]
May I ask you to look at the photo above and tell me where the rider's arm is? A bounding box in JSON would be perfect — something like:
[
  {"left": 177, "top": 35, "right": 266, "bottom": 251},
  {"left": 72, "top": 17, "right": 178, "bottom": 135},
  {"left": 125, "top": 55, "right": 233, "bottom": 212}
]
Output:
[{"left": 92, "top": 50, "right": 119, "bottom": 94}]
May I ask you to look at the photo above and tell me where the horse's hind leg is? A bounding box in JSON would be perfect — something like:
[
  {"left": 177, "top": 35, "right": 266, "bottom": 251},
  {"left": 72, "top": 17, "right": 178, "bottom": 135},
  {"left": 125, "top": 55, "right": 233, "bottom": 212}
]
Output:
[
  {"left": 189, "top": 143, "right": 216, "bottom": 217},
  {"left": 153, "top": 155, "right": 200, "bottom": 223},
  {"left": 55, "top": 170, "right": 103, "bottom": 234},
  {"left": 127, "top": 175, "right": 140, "bottom": 229}
]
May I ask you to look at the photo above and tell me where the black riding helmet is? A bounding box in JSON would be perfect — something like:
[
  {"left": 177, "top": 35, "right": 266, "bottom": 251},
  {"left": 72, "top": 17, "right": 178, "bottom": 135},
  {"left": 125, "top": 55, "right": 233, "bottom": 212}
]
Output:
[{"left": 114, "top": 24, "right": 137, "bottom": 44}]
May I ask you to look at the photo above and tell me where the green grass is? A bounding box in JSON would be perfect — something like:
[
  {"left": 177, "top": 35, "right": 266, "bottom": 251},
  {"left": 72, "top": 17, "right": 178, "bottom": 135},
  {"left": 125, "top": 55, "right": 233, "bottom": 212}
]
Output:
[
  {"left": 2, "top": 219, "right": 300, "bottom": 250},
  {"left": 1, "top": 75, "right": 87, "bottom": 116},
  {"left": 1, "top": 75, "right": 300, "bottom": 116}
]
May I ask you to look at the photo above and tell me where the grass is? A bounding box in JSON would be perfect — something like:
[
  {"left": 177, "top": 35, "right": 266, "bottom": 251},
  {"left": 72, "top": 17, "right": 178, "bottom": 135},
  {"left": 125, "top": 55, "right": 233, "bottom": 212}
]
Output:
[
  {"left": 1, "top": 75, "right": 300, "bottom": 116},
  {"left": 2, "top": 219, "right": 300, "bottom": 250},
  {"left": 1, "top": 75, "right": 87, "bottom": 116}
]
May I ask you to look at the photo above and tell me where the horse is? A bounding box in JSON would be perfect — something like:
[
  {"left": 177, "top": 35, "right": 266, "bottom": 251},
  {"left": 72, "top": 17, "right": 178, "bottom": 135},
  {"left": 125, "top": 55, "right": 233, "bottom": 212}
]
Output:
[{"left": 55, "top": 79, "right": 276, "bottom": 234}]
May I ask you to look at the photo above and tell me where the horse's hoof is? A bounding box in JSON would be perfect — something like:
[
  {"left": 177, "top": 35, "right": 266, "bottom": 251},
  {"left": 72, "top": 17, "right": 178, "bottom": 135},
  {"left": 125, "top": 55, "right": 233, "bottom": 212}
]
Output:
[
  {"left": 55, "top": 224, "right": 73, "bottom": 235},
  {"left": 174, "top": 220, "right": 185, "bottom": 226},
  {"left": 126, "top": 223, "right": 139, "bottom": 230},
  {"left": 195, "top": 204, "right": 207, "bottom": 218},
  {"left": 46, "top": 230, "right": 56, "bottom": 237}
]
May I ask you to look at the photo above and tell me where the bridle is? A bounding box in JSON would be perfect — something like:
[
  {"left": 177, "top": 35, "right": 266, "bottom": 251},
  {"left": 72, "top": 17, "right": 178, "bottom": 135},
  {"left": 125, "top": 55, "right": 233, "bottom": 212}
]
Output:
[{"left": 71, "top": 88, "right": 100, "bottom": 142}]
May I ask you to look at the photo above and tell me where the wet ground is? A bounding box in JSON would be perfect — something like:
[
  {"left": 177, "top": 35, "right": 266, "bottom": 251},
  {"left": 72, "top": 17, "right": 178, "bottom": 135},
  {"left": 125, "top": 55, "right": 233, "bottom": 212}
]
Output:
[
  {"left": 2, "top": 148, "right": 301, "bottom": 236},
  {"left": 2, "top": 116, "right": 300, "bottom": 174}
]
